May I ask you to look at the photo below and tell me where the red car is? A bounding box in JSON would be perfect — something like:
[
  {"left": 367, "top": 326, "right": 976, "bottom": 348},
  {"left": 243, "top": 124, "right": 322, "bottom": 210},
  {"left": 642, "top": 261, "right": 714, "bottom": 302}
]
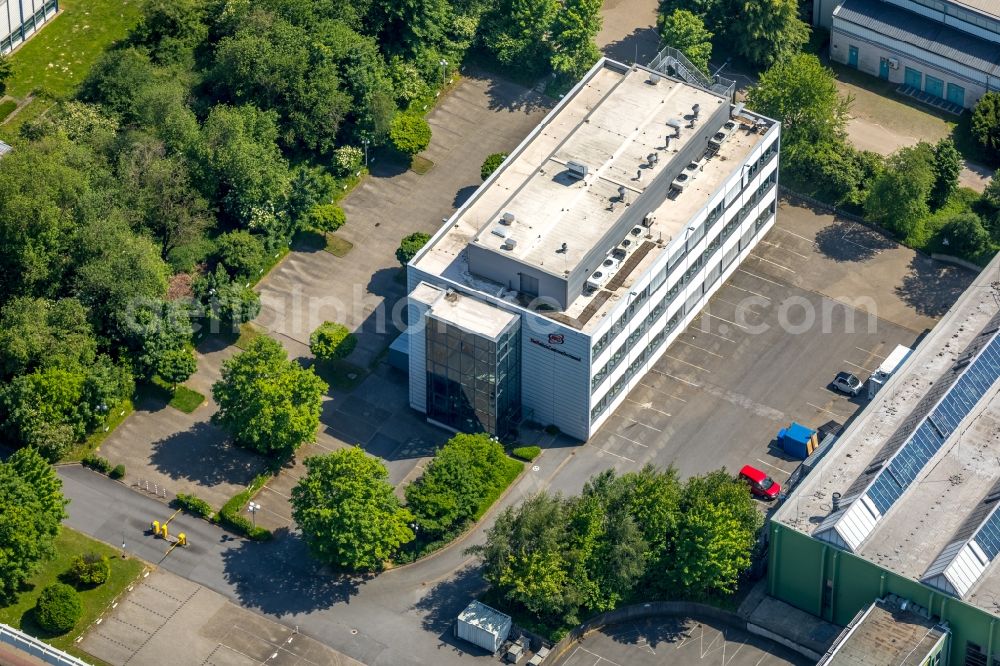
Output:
[{"left": 739, "top": 465, "right": 781, "bottom": 501}]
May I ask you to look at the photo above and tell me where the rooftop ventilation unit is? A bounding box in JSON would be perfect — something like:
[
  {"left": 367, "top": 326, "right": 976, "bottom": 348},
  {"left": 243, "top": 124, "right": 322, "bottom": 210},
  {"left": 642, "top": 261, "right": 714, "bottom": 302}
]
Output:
[
  {"left": 500, "top": 211, "right": 516, "bottom": 224},
  {"left": 647, "top": 73, "right": 661, "bottom": 85},
  {"left": 490, "top": 227, "right": 508, "bottom": 239},
  {"left": 502, "top": 238, "right": 517, "bottom": 250},
  {"left": 666, "top": 118, "right": 683, "bottom": 138},
  {"left": 732, "top": 102, "right": 745, "bottom": 119},
  {"left": 692, "top": 103, "right": 700, "bottom": 119},
  {"left": 566, "top": 161, "right": 589, "bottom": 180},
  {"left": 642, "top": 214, "right": 655, "bottom": 228},
  {"left": 630, "top": 225, "right": 644, "bottom": 237},
  {"left": 587, "top": 269, "right": 610, "bottom": 291},
  {"left": 671, "top": 172, "right": 690, "bottom": 192},
  {"left": 617, "top": 185, "right": 628, "bottom": 204},
  {"left": 646, "top": 152, "right": 658, "bottom": 167}
]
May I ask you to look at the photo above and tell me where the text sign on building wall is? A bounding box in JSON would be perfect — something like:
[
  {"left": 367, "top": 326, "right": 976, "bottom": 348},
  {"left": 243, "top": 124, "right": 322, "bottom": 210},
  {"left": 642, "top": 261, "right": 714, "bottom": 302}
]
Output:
[{"left": 530, "top": 337, "right": 582, "bottom": 362}]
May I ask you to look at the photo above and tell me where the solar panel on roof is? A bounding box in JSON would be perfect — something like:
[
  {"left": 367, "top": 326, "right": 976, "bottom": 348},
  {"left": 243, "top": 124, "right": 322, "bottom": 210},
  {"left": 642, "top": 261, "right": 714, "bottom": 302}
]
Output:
[{"left": 974, "top": 512, "right": 1000, "bottom": 560}]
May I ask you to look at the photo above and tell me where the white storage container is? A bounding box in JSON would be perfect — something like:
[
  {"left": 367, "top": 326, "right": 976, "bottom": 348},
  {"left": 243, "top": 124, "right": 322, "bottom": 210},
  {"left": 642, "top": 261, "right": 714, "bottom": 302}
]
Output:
[{"left": 455, "top": 600, "right": 512, "bottom": 653}]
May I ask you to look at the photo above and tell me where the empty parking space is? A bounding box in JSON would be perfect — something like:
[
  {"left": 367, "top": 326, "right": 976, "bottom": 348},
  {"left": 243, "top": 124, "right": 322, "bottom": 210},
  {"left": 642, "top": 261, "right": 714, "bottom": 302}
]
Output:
[
  {"left": 554, "top": 617, "right": 809, "bottom": 666},
  {"left": 549, "top": 200, "right": 974, "bottom": 497}
]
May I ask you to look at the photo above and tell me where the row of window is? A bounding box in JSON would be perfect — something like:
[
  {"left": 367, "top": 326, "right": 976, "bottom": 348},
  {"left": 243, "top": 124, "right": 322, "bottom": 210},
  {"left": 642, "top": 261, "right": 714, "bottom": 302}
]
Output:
[
  {"left": 590, "top": 173, "right": 778, "bottom": 391},
  {"left": 590, "top": 201, "right": 776, "bottom": 420},
  {"left": 591, "top": 143, "right": 778, "bottom": 358},
  {"left": 0, "top": 1, "right": 55, "bottom": 53}
]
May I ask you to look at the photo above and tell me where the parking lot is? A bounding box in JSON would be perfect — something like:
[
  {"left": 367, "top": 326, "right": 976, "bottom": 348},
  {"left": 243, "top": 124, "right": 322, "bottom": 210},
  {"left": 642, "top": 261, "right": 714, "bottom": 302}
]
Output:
[
  {"left": 546, "top": 198, "right": 974, "bottom": 497},
  {"left": 553, "top": 617, "right": 809, "bottom": 666}
]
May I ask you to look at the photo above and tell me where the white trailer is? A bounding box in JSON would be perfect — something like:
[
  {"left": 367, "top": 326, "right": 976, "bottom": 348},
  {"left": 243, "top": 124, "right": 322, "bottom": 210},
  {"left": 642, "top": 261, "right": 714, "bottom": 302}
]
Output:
[
  {"left": 455, "top": 600, "right": 512, "bottom": 653},
  {"left": 868, "top": 344, "right": 913, "bottom": 398}
]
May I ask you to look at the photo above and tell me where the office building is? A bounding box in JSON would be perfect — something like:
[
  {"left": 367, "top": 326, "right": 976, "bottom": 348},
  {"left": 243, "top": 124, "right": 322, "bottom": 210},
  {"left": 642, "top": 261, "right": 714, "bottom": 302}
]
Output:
[
  {"left": 403, "top": 56, "right": 780, "bottom": 440},
  {"left": 770, "top": 253, "right": 1000, "bottom": 665},
  {"left": 0, "top": 0, "right": 58, "bottom": 55}
]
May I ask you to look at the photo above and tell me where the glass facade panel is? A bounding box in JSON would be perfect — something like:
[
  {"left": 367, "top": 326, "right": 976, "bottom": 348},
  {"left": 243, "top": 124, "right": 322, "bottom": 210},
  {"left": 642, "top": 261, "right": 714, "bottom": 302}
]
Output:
[{"left": 425, "top": 319, "right": 521, "bottom": 437}]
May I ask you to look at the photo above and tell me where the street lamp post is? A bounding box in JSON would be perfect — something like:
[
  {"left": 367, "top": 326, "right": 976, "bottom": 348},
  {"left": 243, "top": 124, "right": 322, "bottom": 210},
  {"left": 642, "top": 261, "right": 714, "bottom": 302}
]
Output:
[
  {"left": 247, "top": 501, "right": 260, "bottom": 528},
  {"left": 362, "top": 138, "right": 370, "bottom": 168},
  {"left": 439, "top": 59, "right": 448, "bottom": 88}
]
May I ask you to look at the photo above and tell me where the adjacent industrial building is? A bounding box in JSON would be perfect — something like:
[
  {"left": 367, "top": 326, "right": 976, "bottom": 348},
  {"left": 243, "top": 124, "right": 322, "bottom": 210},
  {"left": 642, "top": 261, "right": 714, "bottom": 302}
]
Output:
[
  {"left": 0, "top": 0, "right": 58, "bottom": 55},
  {"left": 769, "top": 252, "right": 1000, "bottom": 666},
  {"left": 813, "top": 0, "right": 1000, "bottom": 111},
  {"left": 403, "top": 55, "right": 780, "bottom": 440}
]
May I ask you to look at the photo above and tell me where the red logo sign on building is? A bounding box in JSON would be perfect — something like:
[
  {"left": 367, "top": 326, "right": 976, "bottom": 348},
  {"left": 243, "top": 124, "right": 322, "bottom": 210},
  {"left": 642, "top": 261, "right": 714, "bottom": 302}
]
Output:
[{"left": 548, "top": 333, "right": 565, "bottom": 345}]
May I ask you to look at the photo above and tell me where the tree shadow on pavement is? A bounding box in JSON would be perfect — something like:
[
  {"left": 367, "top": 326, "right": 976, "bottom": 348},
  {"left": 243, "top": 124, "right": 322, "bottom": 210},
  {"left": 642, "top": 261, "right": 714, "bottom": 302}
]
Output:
[
  {"left": 602, "top": 27, "right": 661, "bottom": 66},
  {"left": 895, "top": 255, "right": 975, "bottom": 318},
  {"left": 149, "top": 421, "right": 265, "bottom": 488},
  {"left": 605, "top": 616, "right": 691, "bottom": 650},
  {"left": 453, "top": 184, "right": 478, "bottom": 208},
  {"left": 814, "top": 222, "right": 896, "bottom": 263},
  {"left": 221, "top": 529, "right": 368, "bottom": 615},
  {"left": 479, "top": 72, "right": 552, "bottom": 114},
  {"left": 413, "top": 564, "right": 487, "bottom": 652}
]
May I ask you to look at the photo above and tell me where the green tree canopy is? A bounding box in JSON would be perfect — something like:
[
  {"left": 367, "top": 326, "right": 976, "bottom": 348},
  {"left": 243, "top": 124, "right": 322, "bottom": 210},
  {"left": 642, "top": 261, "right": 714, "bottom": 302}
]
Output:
[
  {"left": 746, "top": 54, "right": 850, "bottom": 148},
  {"left": 291, "top": 447, "right": 415, "bottom": 570},
  {"left": 726, "top": 0, "right": 808, "bottom": 67},
  {"left": 938, "top": 212, "right": 991, "bottom": 258},
  {"left": 34, "top": 583, "right": 82, "bottom": 634},
  {"left": 0, "top": 297, "right": 97, "bottom": 379},
  {"left": 216, "top": 230, "right": 267, "bottom": 281},
  {"left": 478, "top": 0, "right": 558, "bottom": 74},
  {"left": 931, "top": 137, "right": 962, "bottom": 209},
  {"left": 309, "top": 322, "right": 357, "bottom": 361},
  {"left": 156, "top": 348, "right": 198, "bottom": 388},
  {"left": 396, "top": 231, "right": 431, "bottom": 266},
  {"left": 212, "top": 336, "right": 327, "bottom": 454},
  {"left": 0, "top": 448, "right": 66, "bottom": 602},
  {"left": 481, "top": 152, "right": 508, "bottom": 181},
  {"left": 972, "top": 92, "right": 1000, "bottom": 160},
  {"left": 549, "top": 0, "right": 602, "bottom": 81},
  {"left": 865, "top": 143, "right": 935, "bottom": 239},
  {"left": 389, "top": 113, "right": 432, "bottom": 155},
  {"left": 658, "top": 9, "right": 713, "bottom": 74}
]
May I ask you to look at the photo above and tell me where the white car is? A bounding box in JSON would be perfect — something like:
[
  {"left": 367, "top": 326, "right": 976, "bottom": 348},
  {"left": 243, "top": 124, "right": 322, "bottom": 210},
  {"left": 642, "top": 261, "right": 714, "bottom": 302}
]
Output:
[{"left": 831, "top": 371, "right": 863, "bottom": 396}]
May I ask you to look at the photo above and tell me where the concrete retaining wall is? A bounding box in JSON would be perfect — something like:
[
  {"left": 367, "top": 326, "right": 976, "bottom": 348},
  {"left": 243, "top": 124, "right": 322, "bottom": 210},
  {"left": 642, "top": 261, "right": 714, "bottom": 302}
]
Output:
[{"left": 930, "top": 253, "right": 983, "bottom": 273}]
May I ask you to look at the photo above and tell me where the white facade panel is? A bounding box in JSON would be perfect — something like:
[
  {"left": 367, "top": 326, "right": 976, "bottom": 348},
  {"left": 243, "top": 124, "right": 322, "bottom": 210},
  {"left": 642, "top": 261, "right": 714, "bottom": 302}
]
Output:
[
  {"left": 0, "top": 0, "right": 57, "bottom": 53},
  {"left": 519, "top": 314, "right": 591, "bottom": 440}
]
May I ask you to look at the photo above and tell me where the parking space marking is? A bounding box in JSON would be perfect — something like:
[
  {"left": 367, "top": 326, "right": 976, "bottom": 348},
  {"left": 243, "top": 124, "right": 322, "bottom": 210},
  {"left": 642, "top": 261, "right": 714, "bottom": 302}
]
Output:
[
  {"left": 844, "top": 358, "right": 875, "bottom": 373},
  {"left": 756, "top": 458, "right": 791, "bottom": 475},
  {"left": 773, "top": 226, "right": 816, "bottom": 244},
  {"left": 610, "top": 432, "right": 649, "bottom": 447},
  {"left": 637, "top": 383, "right": 688, "bottom": 403},
  {"left": 711, "top": 296, "right": 767, "bottom": 315},
  {"left": 749, "top": 254, "right": 796, "bottom": 273},
  {"left": 262, "top": 484, "right": 290, "bottom": 499},
  {"left": 663, "top": 354, "right": 712, "bottom": 374},
  {"left": 591, "top": 446, "right": 636, "bottom": 463},
  {"left": 626, "top": 397, "right": 674, "bottom": 416},
  {"left": 611, "top": 412, "right": 664, "bottom": 431},
  {"left": 855, "top": 346, "right": 883, "bottom": 357},
  {"left": 573, "top": 646, "right": 622, "bottom": 666},
  {"left": 727, "top": 283, "right": 772, "bottom": 301},
  {"left": 700, "top": 311, "right": 750, "bottom": 331},
  {"left": 760, "top": 239, "right": 809, "bottom": 259},
  {"left": 650, "top": 368, "right": 701, "bottom": 388},
  {"left": 677, "top": 339, "right": 724, "bottom": 358},
  {"left": 806, "top": 402, "right": 850, "bottom": 420},
  {"left": 841, "top": 231, "right": 883, "bottom": 254},
  {"left": 738, "top": 268, "right": 785, "bottom": 287}
]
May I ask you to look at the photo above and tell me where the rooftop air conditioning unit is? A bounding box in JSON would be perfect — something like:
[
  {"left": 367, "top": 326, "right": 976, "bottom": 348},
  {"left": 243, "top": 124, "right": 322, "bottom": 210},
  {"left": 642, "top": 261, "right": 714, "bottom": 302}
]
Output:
[
  {"left": 500, "top": 211, "right": 516, "bottom": 224},
  {"left": 566, "top": 161, "right": 589, "bottom": 180},
  {"left": 503, "top": 238, "right": 517, "bottom": 250},
  {"left": 642, "top": 214, "right": 655, "bottom": 228},
  {"left": 888, "top": 57, "right": 900, "bottom": 70},
  {"left": 586, "top": 270, "right": 609, "bottom": 291},
  {"left": 490, "top": 227, "right": 508, "bottom": 239},
  {"left": 648, "top": 73, "right": 661, "bottom": 85},
  {"left": 630, "top": 225, "right": 644, "bottom": 237}
]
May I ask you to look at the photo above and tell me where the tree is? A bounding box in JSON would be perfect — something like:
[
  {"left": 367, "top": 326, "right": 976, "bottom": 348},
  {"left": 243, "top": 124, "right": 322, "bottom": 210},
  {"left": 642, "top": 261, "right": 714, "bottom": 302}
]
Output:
[
  {"left": 939, "top": 212, "right": 991, "bottom": 258},
  {"left": 0, "top": 297, "right": 97, "bottom": 379},
  {"left": 481, "top": 152, "right": 508, "bottom": 181},
  {"left": 666, "top": 471, "right": 761, "bottom": 596},
  {"left": 931, "top": 137, "right": 962, "bottom": 209},
  {"left": 783, "top": 142, "right": 883, "bottom": 206},
  {"left": 406, "top": 433, "right": 510, "bottom": 537},
  {"left": 865, "top": 143, "right": 935, "bottom": 238},
  {"left": 656, "top": 0, "right": 727, "bottom": 35},
  {"left": 370, "top": 0, "right": 454, "bottom": 60},
  {"left": 309, "top": 322, "right": 357, "bottom": 361},
  {"left": 658, "top": 9, "right": 713, "bottom": 74},
  {"left": 68, "top": 553, "right": 111, "bottom": 587},
  {"left": 396, "top": 232, "right": 431, "bottom": 266},
  {"left": 0, "top": 53, "right": 14, "bottom": 95},
  {"left": 212, "top": 336, "right": 327, "bottom": 454},
  {"left": 389, "top": 113, "right": 432, "bottom": 155},
  {"left": 34, "top": 583, "right": 82, "bottom": 634},
  {"left": 306, "top": 204, "right": 347, "bottom": 232},
  {"left": 0, "top": 451, "right": 65, "bottom": 602},
  {"left": 80, "top": 48, "right": 158, "bottom": 123},
  {"left": 119, "top": 298, "right": 193, "bottom": 380},
  {"left": 156, "top": 348, "right": 197, "bottom": 388},
  {"left": 479, "top": 0, "right": 558, "bottom": 74},
  {"left": 726, "top": 0, "right": 808, "bottom": 67},
  {"left": 291, "top": 447, "right": 414, "bottom": 570},
  {"left": 549, "top": 0, "right": 602, "bottom": 80},
  {"left": 131, "top": 0, "right": 208, "bottom": 65},
  {"left": 216, "top": 230, "right": 266, "bottom": 281},
  {"left": 746, "top": 54, "right": 850, "bottom": 148},
  {"left": 972, "top": 92, "right": 1000, "bottom": 160}
]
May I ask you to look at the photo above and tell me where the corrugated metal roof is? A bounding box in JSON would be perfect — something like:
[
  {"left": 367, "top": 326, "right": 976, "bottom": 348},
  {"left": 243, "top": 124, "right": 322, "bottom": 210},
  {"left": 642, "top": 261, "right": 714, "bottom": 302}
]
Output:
[
  {"left": 457, "top": 601, "right": 511, "bottom": 635},
  {"left": 952, "top": 0, "right": 1000, "bottom": 21},
  {"left": 834, "top": 0, "right": 1000, "bottom": 77}
]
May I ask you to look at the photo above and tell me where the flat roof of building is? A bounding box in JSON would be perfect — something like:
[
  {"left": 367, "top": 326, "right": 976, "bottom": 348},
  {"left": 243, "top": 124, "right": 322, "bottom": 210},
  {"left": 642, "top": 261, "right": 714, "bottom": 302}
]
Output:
[
  {"left": 951, "top": 0, "right": 1000, "bottom": 20},
  {"left": 775, "top": 252, "right": 1000, "bottom": 613},
  {"left": 821, "top": 599, "right": 946, "bottom": 666},
  {"left": 413, "top": 58, "right": 776, "bottom": 334},
  {"left": 411, "top": 281, "right": 517, "bottom": 340}
]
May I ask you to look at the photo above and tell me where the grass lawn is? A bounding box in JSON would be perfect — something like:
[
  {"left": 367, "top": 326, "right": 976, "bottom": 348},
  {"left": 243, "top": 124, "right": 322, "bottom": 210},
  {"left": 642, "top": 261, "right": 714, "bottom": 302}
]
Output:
[
  {"left": 410, "top": 155, "right": 434, "bottom": 175},
  {"left": 169, "top": 385, "right": 205, "bottom": 413},
  {"left": 5, "top": 0, "right": 141, "bottom": 101},
  {"left": 324, "top": 233, "right": 354, "bottom": 257},
  {"left": 235, "top": 323, "right": 265, "bottom": 350},
  {"left": 63, "top": 399, "right": 134, "bottom": 462},
  {"left": 0, "top": 526, "right": 145, "bottom": 659}
]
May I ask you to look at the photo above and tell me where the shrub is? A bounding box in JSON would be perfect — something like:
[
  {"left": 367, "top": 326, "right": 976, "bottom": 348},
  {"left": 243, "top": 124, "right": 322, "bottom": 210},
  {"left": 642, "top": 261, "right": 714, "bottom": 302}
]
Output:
[
  {"left": 972, "top": 92, "right": 1000, "bottom": 160},
  {"left": 217, "top": 473, "right": 273, "bottom": 541},
  {"left": 396, "top": 232, "right": 431, "bottom": 266},
  {"left": 389, "top": 113, "right": 432, "bottom": 155},
  {"left": 109, "top": 464, "right": 126, "bottom": 480},
  {"left": 512, "top": 446, "right": 541, "bottom": 461},
  {"left": 82, "top": 454, "right": 112, "bottom": 474},
  {"left": 481, "top": 153, "right": 508, "bottom": 181},
  {"left": 172, "top": 493, "right": 215, "bottom": 519},
  {"left": 68, "top": 553, "right": 111, "bottom": 587},
  {"left": 936, "top": 212, "right": 991, "bottom": 259},
  {"left": 310, "top": 322, "right": 357, "bottom": 361},
  {"left": 216, "top": 230, "right": 266, "bottom": 281},
  {"left": 333, "top": 145, "right": 364, "bottom": 176},
  {"left": 34, "top": 583, "right": 82, "bottom": 634},
  {"left": 307, "top": 204, "right": 346, "bottom": 232}
]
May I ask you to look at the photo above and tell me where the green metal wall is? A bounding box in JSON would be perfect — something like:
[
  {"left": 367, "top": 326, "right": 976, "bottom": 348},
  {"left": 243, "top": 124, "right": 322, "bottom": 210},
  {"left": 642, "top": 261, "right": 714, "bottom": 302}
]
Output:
[{"left": 769, "top": 522, "right": 1000, "bottom": 665}]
